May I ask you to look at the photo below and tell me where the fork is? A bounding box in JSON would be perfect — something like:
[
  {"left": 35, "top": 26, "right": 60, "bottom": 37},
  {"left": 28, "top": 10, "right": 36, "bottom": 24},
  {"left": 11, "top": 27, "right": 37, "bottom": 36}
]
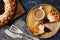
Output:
[
  {"left": 5, "top": 29, "right": 31, "bottom": 40},
  {"left": 8, "top": 24, "right": 40, "bottom": 40}
]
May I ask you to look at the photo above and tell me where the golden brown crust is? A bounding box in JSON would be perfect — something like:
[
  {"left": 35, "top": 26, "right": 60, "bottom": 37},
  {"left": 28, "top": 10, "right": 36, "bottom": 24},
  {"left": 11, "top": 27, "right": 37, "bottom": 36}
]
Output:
[
  {"left": 0, "top": 0, "right": 16, "bottom": 26},
  {"left": 47, "top": 7, "right": 59, "bottom": 22},
  {"left": 42, "top": 4, "right": 59, "bottom": 22}
]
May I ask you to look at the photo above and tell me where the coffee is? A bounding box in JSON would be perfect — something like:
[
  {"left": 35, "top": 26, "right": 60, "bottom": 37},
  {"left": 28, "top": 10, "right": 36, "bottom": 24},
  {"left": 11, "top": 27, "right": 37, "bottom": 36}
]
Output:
[
  {"left": 35, "top": 9, "right": 43, "bottom": 19},
  {"left": 34, "top": 6, "right": 45, "bottom": 21}
]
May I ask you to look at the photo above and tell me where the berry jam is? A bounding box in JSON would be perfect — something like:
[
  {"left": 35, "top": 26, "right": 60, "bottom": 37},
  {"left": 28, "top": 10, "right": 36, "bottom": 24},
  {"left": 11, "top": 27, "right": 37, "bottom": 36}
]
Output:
[{"left": 0, "top": 0, "right": 5, "bottom": 15}]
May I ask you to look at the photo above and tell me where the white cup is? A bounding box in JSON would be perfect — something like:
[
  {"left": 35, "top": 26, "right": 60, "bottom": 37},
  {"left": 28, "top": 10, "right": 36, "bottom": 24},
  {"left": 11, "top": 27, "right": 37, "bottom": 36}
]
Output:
[{"left": 34, "top": 6, "right": 45, "bottom": 21}]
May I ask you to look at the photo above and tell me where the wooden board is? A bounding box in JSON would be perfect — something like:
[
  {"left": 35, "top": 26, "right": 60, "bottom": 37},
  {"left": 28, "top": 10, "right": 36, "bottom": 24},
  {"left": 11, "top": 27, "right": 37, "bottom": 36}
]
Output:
[{"left": 13, "top": 1, "right": 25, "bottom": 19}]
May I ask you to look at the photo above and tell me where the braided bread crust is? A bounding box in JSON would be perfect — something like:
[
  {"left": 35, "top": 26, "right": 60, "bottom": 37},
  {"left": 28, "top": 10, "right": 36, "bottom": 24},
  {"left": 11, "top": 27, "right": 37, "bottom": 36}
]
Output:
[{"left": 0, "top": 0, "right": 16, "bottom": 26}]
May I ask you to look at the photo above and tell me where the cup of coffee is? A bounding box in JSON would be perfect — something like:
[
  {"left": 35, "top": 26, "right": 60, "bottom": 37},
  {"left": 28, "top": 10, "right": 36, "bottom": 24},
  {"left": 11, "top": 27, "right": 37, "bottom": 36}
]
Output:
[{"left": 34, "top": 6, "right": 45, "bottom": 21}]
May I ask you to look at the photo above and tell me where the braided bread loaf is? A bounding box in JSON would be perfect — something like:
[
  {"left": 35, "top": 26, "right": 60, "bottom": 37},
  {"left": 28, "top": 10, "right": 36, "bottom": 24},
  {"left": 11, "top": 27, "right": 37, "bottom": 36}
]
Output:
[{"left": 0, "top": 0, "right": 16, "bottom": 26}]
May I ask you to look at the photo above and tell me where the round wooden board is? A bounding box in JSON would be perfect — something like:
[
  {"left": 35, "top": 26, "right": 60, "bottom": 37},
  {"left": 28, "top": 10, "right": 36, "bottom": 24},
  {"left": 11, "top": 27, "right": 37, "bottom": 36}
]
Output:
[{"left": 26, "top": 4, "right": 60, "bottom": 38}]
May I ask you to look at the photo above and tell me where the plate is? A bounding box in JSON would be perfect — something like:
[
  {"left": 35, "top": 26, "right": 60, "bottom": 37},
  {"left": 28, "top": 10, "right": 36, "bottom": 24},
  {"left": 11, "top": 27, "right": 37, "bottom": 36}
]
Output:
[{"left": 26, "top": 4, "right": 60, "bottom": 38}]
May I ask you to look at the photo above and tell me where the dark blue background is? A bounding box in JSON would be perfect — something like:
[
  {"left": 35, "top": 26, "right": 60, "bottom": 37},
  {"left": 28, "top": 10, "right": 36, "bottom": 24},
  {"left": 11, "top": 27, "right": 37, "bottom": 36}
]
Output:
[{"left": 9, "top": 0, "right": 60, "bottom": 40}]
